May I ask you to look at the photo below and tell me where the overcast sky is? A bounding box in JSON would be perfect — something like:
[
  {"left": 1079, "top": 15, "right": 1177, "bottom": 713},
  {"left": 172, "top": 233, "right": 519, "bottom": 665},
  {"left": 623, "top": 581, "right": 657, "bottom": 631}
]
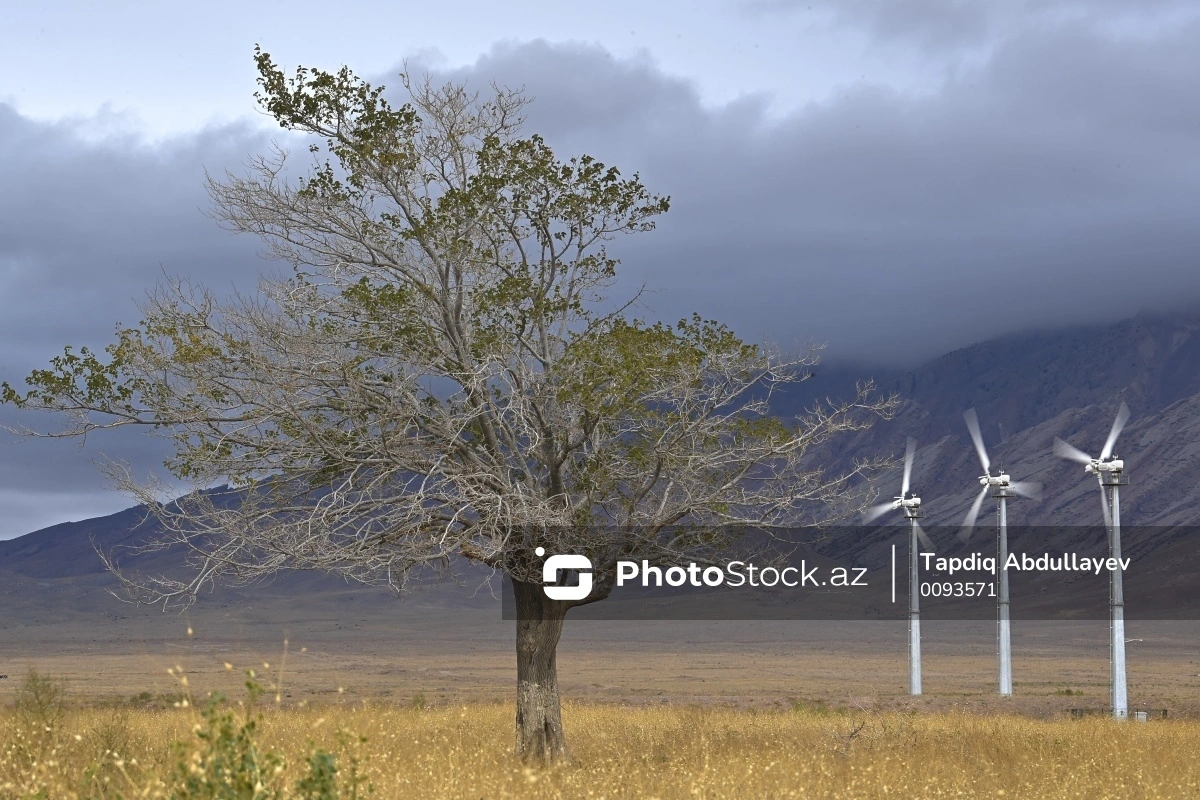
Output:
[{"left": 2, "top": 0, "right": 1198, "bottom": 538}]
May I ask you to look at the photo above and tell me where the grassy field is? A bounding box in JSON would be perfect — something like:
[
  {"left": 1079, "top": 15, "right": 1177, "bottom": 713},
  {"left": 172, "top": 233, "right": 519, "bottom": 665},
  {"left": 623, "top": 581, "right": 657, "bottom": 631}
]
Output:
[
  {"left": 4, "top": 692, "right": 1200, "bottom": 799},
  {"left": 5, "top": 616, "right": 1200, "bottom": 797}
]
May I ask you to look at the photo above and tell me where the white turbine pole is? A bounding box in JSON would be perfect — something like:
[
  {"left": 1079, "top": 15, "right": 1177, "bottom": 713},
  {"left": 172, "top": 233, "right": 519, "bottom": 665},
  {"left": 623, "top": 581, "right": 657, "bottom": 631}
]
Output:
[
  {"left": 997, "top": 489, "right": 1012, "bottom": 696},
  {"left": 908, "top": 513, "right": 922, "bottom": 696},
  {"left": 864, "top": 437, "right": 925, "bottom": 697},
  {"left": 1107, "top": 476, "right": 1128, "bottom": 719},
  {"left": 963, "top": 409, "right": 1038, "bottom": 698},
  {"left": 1053, "top": 401, "right": 1131, "bottom": 721}
]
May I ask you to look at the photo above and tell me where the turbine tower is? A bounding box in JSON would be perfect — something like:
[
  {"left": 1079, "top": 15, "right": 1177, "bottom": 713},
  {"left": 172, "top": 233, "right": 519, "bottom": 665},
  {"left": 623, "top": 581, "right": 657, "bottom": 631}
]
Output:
[
  {"left": 959, "top": 409, "right": 1042, "bottom": 697},
  {"left": 864, "top": 438, "right": 932, "bottom": 696},
  {"left": 1054, "top": 402, "right": 1131, "bottom": 720}
]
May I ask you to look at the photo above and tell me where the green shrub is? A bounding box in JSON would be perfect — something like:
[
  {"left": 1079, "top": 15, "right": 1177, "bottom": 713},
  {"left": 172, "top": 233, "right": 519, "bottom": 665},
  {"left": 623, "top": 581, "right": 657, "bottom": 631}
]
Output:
[
  {"left": 15, "top": 668, "right": 67, "bottom": 737},
  {"left": 165, "top": 674, "right": 370, "bottom": 799},
  {"left": 294, "top": 751, "right": 337, "bottom": 800},
  {"left": 168, "top": 691, "right": 285, "bottom": 800}
]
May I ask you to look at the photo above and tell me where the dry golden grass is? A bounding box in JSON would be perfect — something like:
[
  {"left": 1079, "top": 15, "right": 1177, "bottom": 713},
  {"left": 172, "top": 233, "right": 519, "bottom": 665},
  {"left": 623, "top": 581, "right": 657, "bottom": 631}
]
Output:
[{"left": 4, "top": 699, "right": 1200, "bottom": 799}]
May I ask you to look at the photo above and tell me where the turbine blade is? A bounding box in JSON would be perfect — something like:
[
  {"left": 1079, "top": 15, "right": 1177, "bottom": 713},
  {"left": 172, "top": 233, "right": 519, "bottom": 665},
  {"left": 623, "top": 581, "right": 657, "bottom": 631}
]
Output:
[
  {"left": 964, "top": 408, "right": 990, "bottom": 472},
  {"left": 1054, "top": 438, "right": 1093, "bottom": 465},
  {"left": 914, "top": 522, "right": 934, "bottom": 552},
  {"left": 1100, "top": 402, "right": 1130, "bottom": 461},
  {"left": 1010, "top": 481, "right": 1043, "bottom": 502},
  {"left": 902, "top": 437, "right": 916, "bottom": 496},
  {"left": 863, "top": 502, "right": 894, "bottom": 524},
  {"left": 1099, "top": 484, "right": 1113, "bottom": 531},
  {"left": 959, "top": 485, "right": 990, "bottom": 541}
]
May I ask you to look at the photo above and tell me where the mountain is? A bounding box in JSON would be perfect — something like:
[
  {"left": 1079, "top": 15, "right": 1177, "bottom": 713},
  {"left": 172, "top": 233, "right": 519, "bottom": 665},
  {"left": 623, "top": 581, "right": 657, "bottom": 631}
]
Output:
[
  {"left": 0, "top": 489, "right": 495, "bottom": 632},
  {"left": 5, "top": 310, "right": 1200, "bottom": 592},
  {"left": 788, "top": 310, "right": 1200, "bottom": 529},
  {"left": 0, "top": 504, "right": 161, "bottom": 579}
]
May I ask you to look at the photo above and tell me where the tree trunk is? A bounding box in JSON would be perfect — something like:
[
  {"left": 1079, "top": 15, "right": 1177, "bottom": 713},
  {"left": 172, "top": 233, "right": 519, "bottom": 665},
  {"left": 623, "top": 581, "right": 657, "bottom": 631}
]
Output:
[{"left": 512, "top": 576, "right": 572, "bottom": 765}]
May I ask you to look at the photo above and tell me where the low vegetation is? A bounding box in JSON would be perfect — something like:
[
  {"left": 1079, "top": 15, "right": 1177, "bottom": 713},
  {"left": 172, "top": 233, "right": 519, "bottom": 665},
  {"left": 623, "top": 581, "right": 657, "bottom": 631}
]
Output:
[{"left": 2, "top": 669, "right": 1199, "bottom": 798}]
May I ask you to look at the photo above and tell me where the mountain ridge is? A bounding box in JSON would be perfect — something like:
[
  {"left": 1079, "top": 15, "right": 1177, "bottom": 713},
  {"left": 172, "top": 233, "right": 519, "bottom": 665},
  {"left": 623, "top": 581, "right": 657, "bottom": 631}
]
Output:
[{"left": 5, "top": 309, "right": 1200, "bottom": 589}]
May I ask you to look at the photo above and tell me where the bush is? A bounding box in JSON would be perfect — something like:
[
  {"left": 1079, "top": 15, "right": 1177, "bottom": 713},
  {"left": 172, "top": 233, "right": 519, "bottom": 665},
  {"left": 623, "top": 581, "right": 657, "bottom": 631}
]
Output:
[
  {"left": 14, "top": 669, "right": 67, "bottom": 740},
  {"left": 166, "top": 674, "right": 369, "bottom": 800},
  {"left": 294, "top": 751, "right": 338, "bottom": 800},
  {"left": 168, "top": 684, "right": 284, "bottom": 800}
]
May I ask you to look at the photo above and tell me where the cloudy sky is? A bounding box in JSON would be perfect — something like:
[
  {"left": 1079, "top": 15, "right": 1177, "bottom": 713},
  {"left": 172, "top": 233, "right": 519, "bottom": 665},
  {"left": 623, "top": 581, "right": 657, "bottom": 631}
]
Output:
[{"left": 1, "top": 0, "right": 1198, "bottom": 538}]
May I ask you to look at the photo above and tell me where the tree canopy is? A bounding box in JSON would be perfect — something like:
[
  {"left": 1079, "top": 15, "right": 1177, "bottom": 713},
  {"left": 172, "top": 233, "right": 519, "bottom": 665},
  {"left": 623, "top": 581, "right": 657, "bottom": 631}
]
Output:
[{"left": 3, "top": 49, "right": 894, "bottom": 762}]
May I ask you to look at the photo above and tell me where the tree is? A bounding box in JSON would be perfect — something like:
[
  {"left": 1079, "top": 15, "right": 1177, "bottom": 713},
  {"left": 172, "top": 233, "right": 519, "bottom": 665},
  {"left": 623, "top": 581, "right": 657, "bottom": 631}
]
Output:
[{"left": 2, "top": 49, "right": 895, "bottom": 764}]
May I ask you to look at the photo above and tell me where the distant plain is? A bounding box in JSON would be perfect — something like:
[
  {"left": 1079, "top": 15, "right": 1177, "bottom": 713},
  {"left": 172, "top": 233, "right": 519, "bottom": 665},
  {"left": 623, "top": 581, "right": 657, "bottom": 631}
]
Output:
[{"left": 3, "top": 581, "right": 1199, "bottom": 719}]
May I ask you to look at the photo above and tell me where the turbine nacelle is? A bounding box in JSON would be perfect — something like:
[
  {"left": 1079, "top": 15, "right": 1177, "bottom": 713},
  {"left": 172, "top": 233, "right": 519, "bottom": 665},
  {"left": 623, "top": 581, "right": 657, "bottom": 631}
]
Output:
[
  {"left": 960, "top": 409, "right": 1042, "bottom": 539},
  {"left": 1054, "top": 403, "right": 1130, "bottom": 478},
  {"left": 979, "top": 472, "right": 1011, "bottom": 487},
  {"left": 1085, "top": 458, "right": 1123, "bottom": 474},
  {"left": 863, "top": 439, "right": 931, "bottom": 549}
]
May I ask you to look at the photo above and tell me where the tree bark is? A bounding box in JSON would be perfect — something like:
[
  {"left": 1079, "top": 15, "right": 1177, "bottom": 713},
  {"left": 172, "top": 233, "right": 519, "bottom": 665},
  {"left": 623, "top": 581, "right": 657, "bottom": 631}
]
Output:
[{"left": 512, "top": 576, "right": 572, "bottom": 765}]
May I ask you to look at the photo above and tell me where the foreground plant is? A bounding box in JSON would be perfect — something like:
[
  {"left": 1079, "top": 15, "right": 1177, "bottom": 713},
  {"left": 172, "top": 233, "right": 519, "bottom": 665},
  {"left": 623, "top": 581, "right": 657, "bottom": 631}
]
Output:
[
  {"left": 14, "top": 669, "right": 67, "bottom": 747},
  {"left": 170, "top": 691, "right": 284, "bottom": 800},
  {"left": 169, "top": 675, "right": 368, "bottom": 800},
  {"left": 3, "top": 48, "right": 893, "bottom": 764}
]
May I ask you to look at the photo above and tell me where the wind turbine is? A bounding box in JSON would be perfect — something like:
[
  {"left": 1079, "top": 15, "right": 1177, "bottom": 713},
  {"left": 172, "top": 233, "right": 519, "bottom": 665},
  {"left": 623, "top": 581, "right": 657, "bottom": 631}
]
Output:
[
  {"left": 864, "top": 438, "right": 932, "bottom": 696},
  {"left": 959, "top": 409, "right": 1042, "bottom": 697},
  {"left": 1054, "top": 402, "right": 1131, "bottom": 720}
]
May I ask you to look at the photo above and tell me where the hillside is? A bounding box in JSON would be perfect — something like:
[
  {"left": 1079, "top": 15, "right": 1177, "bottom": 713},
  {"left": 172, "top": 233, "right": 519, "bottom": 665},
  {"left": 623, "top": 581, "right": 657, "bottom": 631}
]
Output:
[
  {"left": 789, "top": 310, "right": 1200, "bottom": 529},
  {"left": 4, "top": 310, "right": 1200, "bottom": 609}
]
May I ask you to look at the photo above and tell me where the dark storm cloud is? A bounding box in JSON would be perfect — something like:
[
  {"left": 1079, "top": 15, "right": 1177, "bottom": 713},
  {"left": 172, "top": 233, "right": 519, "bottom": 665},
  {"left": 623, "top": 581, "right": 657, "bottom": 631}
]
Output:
[
  {"left": 420, "top": 24, "right": 1200, "bottom": 361},
  {"left": 0, "top": 108, "right": 268, "bottom": 352},
  {"left": 3, "top": 14, "right": 1200, "bottom": 536},
  {"left": 0, "top": 107, "right": 272, "bottom": 536}
]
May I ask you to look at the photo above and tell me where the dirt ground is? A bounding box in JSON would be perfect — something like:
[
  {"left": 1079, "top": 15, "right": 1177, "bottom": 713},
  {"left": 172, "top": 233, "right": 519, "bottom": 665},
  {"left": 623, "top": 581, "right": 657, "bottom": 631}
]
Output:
[{"left": 3, "top": 599, "right": 1197, "bottom": 717}]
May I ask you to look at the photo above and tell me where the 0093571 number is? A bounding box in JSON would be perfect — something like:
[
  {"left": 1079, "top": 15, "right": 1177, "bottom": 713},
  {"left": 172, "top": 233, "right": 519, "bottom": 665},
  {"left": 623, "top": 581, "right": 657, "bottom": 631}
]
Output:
[{"left": 920, "top": 582, "right": 995, "bottom": 598}]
